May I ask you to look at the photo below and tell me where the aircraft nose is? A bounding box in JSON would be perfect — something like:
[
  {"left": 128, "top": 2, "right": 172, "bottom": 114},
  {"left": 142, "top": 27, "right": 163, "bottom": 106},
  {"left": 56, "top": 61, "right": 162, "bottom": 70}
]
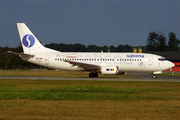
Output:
[{"left": 168, "top": 61, "right": 175, "bottom": 69}]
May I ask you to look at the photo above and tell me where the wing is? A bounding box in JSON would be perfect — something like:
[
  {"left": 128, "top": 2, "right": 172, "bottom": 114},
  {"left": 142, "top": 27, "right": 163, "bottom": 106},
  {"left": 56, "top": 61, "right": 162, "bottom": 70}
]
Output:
[{"left": 64, "top": 60, "right": 101, "bottom": 70}]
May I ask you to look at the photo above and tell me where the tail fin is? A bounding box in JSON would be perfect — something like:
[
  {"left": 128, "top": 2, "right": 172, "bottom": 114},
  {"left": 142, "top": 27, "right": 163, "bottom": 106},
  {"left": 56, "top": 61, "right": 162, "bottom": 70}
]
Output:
[{"left": 17, "top": 23, "right": 52, "bottom": 54}]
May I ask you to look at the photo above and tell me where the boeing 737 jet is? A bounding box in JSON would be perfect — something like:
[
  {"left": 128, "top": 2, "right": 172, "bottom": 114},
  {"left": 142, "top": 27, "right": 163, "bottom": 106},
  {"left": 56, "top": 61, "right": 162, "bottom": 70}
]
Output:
[{"left": 8, "top": 23, "right": 174, "bottom": 79}]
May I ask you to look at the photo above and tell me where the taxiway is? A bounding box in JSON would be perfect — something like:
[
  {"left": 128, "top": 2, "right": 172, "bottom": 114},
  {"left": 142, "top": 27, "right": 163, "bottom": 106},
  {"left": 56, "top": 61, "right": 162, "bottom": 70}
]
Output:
[{"left": 0, "top": 73, "right": 179, "bottom": 82}]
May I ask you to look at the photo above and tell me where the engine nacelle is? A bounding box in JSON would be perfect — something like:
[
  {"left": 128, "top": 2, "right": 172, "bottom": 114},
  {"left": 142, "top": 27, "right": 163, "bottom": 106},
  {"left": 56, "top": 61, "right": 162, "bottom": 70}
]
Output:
[{"left": 101, "top": 66, "right": 121, "bottom": 75}]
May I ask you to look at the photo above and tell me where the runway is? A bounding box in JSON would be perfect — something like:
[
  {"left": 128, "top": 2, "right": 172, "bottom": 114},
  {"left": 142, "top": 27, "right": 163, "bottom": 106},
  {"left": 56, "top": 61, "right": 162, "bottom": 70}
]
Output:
[{"left": 0, "top": 73, "right": 179, "bottom": 82}]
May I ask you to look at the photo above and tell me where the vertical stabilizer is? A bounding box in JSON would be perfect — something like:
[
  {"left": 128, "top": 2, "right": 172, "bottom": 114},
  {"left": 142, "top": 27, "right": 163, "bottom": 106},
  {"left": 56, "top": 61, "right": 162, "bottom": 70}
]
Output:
[{"left": 17, "top": 23, "right": 45, "bottom": 54}]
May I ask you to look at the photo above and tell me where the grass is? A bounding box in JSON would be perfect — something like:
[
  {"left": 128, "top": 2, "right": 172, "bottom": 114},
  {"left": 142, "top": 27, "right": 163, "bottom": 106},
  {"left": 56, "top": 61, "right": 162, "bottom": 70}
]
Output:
[
  {"left": 1, "top": 100, "right": 180, "bottom": 120},
  {"left": 0, "top": 84, "right": 179, "bottom": 101},
  {"left": 0, "top": 70, "right": 180, "bottom": 119},
  {"left": 160, "top": 72, "right": 180, "bottom": 77},
  {"left": 0, "top": 79, "right": 180, "bottom": 119}
]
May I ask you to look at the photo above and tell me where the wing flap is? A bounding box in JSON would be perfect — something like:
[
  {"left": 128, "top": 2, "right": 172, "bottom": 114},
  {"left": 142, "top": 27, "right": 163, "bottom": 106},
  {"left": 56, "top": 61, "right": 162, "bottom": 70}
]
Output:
[{"left": 64, "top": 60, "right": 101, "bottom": 70}]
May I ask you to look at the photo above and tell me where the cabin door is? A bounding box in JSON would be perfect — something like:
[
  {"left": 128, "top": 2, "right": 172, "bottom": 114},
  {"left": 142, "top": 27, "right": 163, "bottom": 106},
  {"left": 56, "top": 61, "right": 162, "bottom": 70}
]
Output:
[
  {"left": 45, "top": 56, "right": 49, "bottom": 66},
  {"left": 148, "top": 56, "right": 153, "bottom": 65}
]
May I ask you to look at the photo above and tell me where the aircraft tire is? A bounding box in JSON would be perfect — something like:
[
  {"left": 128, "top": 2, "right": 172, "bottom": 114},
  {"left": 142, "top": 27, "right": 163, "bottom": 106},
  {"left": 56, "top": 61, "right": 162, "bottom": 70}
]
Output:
[
  {"left": 152, "top": 75, "right": 157, "bottom": 79},
  {"left": 94, "top": 72, "right": 98, "bottom": 77},
  {"left": 89, "top": 73, "right": 93, "bottom": 77},
  {"left": 89, "top": 72, "right": 98, "bottom": 78}
]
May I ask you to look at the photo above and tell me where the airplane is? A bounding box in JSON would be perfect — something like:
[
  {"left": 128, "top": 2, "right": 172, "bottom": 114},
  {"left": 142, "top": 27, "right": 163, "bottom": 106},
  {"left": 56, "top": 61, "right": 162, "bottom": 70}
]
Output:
[{"left": 8, "top": 23, "right": 174, "bottom": 79}]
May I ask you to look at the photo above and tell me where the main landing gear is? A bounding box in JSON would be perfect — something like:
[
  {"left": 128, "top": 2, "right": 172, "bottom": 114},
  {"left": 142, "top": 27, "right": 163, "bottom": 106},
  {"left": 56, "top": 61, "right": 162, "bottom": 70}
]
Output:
[{"left": 89, "top": 72, "right": 98, "bottom": 78}]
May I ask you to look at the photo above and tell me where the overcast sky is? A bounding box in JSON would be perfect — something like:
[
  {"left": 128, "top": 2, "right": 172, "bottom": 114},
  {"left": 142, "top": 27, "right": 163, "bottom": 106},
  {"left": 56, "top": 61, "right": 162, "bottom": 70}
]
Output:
[{"left": 0, "top": 0, "right": 179, "bottom": 48}]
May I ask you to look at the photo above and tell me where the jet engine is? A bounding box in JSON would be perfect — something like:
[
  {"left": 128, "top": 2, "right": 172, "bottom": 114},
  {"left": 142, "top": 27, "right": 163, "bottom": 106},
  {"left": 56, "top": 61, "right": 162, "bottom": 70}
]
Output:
[{"left": 101, "top": 66, "right": 124, "bottom": 75}]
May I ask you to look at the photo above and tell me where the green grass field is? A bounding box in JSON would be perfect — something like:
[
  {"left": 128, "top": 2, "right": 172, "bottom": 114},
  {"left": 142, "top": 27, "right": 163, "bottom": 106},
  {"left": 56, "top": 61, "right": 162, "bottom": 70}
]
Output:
[{"left": 0, "top": 70, "right": 180, "bottom": 119}]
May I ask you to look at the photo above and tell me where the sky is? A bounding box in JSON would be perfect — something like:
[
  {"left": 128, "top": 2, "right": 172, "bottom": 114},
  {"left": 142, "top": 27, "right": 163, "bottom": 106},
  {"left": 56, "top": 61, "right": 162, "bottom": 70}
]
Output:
[{"left": 0, "top": 0, "right": 180, "bottom": 48}]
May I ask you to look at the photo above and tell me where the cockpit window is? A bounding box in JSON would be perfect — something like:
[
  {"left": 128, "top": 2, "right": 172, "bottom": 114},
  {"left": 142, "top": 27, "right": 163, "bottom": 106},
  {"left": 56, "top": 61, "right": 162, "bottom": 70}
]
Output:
[{"left": 158, "top": 57, "right": 165, "bottom": 61}]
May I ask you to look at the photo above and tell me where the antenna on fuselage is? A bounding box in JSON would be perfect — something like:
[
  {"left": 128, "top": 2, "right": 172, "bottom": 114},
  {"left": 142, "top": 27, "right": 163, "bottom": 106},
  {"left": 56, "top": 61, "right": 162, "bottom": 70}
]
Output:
[{"left": 108, "top": 46, "right": 110, "bottom": 53}]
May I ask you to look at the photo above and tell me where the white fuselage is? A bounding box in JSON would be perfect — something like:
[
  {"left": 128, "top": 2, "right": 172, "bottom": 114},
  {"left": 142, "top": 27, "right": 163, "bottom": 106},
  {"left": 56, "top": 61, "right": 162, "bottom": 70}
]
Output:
[
  {"left": 21, "top": 52, "right": 174, "bottom": 73},
  {"left": 14, "top": 23, "right": 174, "bottom": 78}
]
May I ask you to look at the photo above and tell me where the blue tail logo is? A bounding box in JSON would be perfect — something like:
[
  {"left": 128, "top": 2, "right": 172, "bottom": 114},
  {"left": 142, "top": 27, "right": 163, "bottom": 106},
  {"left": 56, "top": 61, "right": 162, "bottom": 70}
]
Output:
[{"left": 22, "top": 34, "right": 35, "bottom": 48}]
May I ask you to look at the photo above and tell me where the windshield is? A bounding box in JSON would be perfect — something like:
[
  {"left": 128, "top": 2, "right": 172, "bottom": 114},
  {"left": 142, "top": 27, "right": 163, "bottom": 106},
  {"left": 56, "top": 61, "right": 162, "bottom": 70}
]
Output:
[{"left": 158, "top": 57, "right": 165, "bottom": 61}]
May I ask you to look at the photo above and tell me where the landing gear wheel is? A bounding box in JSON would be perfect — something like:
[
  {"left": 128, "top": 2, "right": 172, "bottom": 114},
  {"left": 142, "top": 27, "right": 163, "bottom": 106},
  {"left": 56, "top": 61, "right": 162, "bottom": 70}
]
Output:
[
  {"left": 152, "top": 75, "right": 157, "bottom": 79},
  {"left": 89, "top": 72, "right": 98, "bottom": 78},
  {"left": 89, "top": 73, "right": 93, "bottom": 77},
  {"left": 94, "top": 72, "right": 98, "bottom": 77}
]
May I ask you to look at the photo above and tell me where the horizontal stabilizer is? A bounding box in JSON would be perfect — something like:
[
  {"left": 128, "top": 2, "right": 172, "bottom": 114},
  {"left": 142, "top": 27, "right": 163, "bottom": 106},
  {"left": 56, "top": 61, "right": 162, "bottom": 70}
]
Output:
[{"left": 7, "top": 51, "right": 35, "bottom": 57}]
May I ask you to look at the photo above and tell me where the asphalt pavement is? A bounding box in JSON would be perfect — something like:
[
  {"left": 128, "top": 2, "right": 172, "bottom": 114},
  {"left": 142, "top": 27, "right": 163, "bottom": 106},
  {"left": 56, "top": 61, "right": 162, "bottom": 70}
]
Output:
[{"left": 0, "top": 73, "right": 179, "bottom": 82}]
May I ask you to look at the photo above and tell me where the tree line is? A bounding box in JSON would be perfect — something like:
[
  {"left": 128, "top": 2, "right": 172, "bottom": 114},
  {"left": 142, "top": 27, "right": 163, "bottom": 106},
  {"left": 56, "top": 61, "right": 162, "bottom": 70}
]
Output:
[
  {"left": 0, "top": 31, "right": 179, "bottom": 70},
  {"left": 146, "top": 32, "right": 180, "bottom": 51},
  {"left": 45, "top": 32, "right": 180, "bottom": 52},
  {"left": 0, "top": 47, "right": 37, "bottom": 70},
  {"left": 44, "top": 43, "right": 136, "bottom": 52}
]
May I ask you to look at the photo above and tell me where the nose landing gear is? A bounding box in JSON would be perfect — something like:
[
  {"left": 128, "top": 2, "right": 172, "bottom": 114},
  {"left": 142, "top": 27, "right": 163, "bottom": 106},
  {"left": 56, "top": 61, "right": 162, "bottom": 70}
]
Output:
[{"left": 152, "top": 74, "right": 157, "bottom": 79}]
